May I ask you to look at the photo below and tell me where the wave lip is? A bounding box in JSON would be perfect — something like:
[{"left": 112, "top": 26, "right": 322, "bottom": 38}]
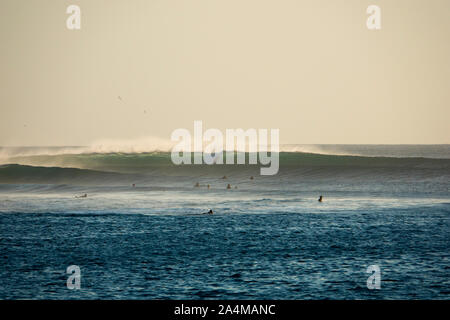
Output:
[
  {"left": 1, "top": 144, "right": 449, "bottom": 160},
  {"left": 0, "top": 164, "right": 132, "bottom": 185},
  {"left": 280, "top": 144, "right": 450, "bottom": 159}
]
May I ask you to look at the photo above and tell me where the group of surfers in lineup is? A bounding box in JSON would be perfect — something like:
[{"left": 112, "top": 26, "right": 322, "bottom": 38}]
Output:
[
  {"left": 194, "top": 175, "right": 254, "bottom": 190},
  {"left": 203, "top": 195, "right": 324, "bottom": 215},
  {"left": 75, "top": 177, "right": 324, "bottom": 215}
]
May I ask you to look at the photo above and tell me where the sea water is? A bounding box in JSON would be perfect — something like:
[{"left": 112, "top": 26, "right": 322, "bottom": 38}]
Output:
[{"left": 0, "top": 145, "right": 449, "bottom": 299}]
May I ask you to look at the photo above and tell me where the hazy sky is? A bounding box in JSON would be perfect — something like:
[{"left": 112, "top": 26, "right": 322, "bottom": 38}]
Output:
[{"left": 0, "top": 0, "right": 449, "bottom": 146}]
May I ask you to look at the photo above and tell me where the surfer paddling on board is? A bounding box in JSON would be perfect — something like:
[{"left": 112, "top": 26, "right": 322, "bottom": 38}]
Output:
[
  {"left": 75, "top": 193, "right": 87, "bottom": 198},
  {"left": 318, "top": 195, "right": 323, "bottom": 202},
  {"left": 202, "top": 209, "right": 213, "bottom": 215}
]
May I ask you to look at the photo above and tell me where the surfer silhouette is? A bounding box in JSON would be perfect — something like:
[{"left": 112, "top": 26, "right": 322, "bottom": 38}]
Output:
[
  {"left": 318, "top": 195, "right": 323, "bottom": 202},
  {"left": 202, "top": 209, "right": 213, "bottom": 215}
]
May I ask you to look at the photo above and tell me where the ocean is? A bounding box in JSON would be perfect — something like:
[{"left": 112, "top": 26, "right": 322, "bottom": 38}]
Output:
[{"left": 0, "top": 145, "right": 449, "bottom": 299}]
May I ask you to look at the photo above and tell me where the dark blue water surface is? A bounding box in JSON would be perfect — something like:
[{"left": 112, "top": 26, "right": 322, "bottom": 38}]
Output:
[{"left": 1, "top": 205, "right": 449, "bottom": 299}]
